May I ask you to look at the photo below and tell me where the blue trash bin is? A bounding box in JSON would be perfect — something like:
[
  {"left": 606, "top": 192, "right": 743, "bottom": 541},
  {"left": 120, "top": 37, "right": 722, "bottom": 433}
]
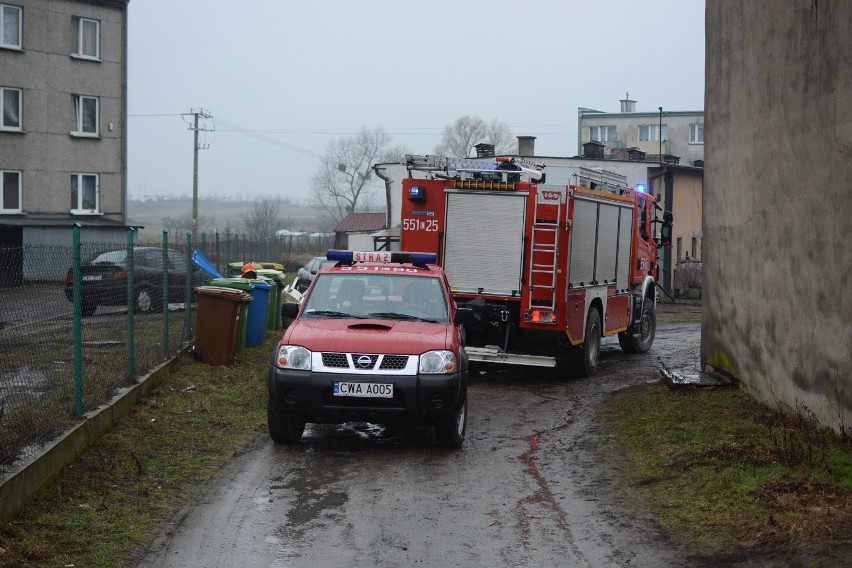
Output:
[{"left": 245, "top": 280, "right": 272, "bottom": 346}]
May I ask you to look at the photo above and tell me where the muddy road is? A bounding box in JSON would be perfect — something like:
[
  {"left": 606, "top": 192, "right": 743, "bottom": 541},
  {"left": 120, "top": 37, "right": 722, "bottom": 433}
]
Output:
[{"left": 139, "top": 304, "right": 704, "bottom": 567}]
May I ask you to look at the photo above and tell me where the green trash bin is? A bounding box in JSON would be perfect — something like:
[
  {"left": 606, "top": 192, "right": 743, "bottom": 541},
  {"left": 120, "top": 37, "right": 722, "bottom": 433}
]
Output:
[
  {"left": 206, "top": 277, "right": 254, "bottom": 352},
  {"left": 228, "top": 262, "right": 244, "bottom": 277},
  {"left": 256, "top": 269, "right": 286, "bottom": 330}
]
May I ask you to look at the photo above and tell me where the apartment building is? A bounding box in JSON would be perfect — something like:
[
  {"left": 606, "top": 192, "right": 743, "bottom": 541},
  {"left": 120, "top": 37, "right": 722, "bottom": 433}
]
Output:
[
  {"left": 578, "top": 96, "right": 704, "bottom": 167},
  {"left": 0, "top": 0, "right": 129, "bottom": 281}
]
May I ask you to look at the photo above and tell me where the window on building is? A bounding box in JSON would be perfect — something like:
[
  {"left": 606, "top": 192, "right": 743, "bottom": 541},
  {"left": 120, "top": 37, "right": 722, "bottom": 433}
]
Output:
[
  {"left": 71, "top": 173, "right": 98, "bottom": 212},
  {"left": 71, "top": 95, "right": 98, "bottom": 136},
  {"left": 639, "top": 124, "right": 667, "bottom": 142},
  {"left": 0, "top": 4, "right": 21, "bottom": 49},
  {"left": 75, "top": 17, "right": 99, "bottom": 59},
  {"left": 690, "top": 123, "right": 704, "bottom": 144},
  {"left": 1, "top": 86, "right": 21, "bottom": 130},
  {"left": 1, "top": 170, "right": 21, "bottom": 212},
  {"left": 589, "top": 125, "right": 617, "bottom": 142}
]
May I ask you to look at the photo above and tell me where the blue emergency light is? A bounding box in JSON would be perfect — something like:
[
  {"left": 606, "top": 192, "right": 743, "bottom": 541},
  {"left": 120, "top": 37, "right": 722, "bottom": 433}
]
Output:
[
  {"left": 327, "top": 250, "right": 438, "bottom": 266},
  {"left": 635, "top": 183, "right": 646, "bottom": 193},
  {"left": 408, "top": 185, "right": 426, "bottom": 203}
]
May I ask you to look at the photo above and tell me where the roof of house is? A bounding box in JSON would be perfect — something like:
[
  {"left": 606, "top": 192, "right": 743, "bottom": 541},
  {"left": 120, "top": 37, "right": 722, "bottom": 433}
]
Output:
[{"left": 333, "top": 213, "right": 386, "bottom": 233}]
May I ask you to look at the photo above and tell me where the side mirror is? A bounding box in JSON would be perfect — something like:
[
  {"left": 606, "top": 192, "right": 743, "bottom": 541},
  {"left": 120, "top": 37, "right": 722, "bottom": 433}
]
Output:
[{"left": 281, "top": 302, "right": 300, "bottom": 329}]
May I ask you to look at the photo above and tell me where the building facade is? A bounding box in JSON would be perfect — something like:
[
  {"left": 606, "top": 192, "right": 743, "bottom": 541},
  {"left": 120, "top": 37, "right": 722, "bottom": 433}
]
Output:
[
  {"left": 578, "top": 98, "right": 705, "bottom": 167},
  {"left": 0, "top": 0, "right": 130, "bottom": 281},
  {"left": 704, "top": 1, "right": 850, "bottom": 433}
]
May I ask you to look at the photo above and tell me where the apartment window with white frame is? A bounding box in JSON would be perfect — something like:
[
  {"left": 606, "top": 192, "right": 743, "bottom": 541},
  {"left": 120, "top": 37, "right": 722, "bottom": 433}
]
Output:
[
  {"left": 1, "top": 170, "right": 22, "bottom": 213},
  {"left": 1, "top": 86, "right": 21, "bottom": 130},
  {"left": 71, "top": 95, "right": 98, "bottom": 136},
  {"left": 690, "top": 123, "right": 704, "bottom": 144},
  {"left": 639, "top": 124, "right": 667, "bottom": 141},
  {"left": 74, "top": 17, "right": 99, "bottom": 59},
  {"left": 589, "top": 125, "right": 617, "bottom": 142},
  {"left": 71, "top": 173, "right": 99, "bottom": 213},
  {"left": 0, "top": 4, "right": 22, "bottom": 50}
]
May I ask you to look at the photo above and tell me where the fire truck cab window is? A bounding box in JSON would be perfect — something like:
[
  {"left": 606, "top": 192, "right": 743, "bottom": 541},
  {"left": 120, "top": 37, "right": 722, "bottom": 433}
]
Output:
[{"left": 638, "top": 197, "right": 649, "bottom": 240}]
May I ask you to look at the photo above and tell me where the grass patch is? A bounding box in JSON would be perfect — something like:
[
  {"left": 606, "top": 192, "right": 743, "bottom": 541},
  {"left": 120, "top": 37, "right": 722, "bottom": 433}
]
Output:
[
  {"left": 0, "top": 338, "right": 275, "bottom": 567},
  {"left": 597, "top": 383, "right": 852, "bottom": 557}
]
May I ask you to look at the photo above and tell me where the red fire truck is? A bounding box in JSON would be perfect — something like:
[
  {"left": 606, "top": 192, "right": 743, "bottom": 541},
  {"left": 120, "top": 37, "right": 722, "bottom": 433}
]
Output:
[{"left": 400, "top": 154, "right": 673, "bottom": 377}]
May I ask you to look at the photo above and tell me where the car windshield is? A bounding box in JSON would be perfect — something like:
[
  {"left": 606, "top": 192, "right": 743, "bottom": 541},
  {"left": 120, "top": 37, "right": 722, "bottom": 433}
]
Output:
[
  {"left": 89, "top": 250, "right": 128, "bottom": 264},
  {"left": 302, "top": 273, "right": 449, "bottom": 323}
]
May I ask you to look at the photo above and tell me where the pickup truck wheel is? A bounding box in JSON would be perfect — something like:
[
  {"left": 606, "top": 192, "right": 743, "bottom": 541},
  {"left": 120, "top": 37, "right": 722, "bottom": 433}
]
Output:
[
  {"left": 579, "top": 308, "right": 601, "bottom": 378},
  {"left": 435, "top": 397, "right": 467, "bottom": 449},
  {"left": 267, "top": 397, "right": 305, "bottom": 444},
  {"left": 618, "top": 300, "right": 656, "bottom": 354}
]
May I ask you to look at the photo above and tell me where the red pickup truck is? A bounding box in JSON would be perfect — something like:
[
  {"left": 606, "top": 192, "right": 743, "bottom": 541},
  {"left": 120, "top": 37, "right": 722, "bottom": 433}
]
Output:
[{"left": 268, "top": 250, "right": 470, "bottom": 448}]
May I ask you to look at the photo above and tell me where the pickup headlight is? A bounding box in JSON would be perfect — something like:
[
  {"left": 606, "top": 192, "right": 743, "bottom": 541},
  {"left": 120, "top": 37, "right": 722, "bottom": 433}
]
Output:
[
  {"left": 276, "top": 345, "right": 312, "bottom": 370},
  {"left": 419, "top": 350, "right": 456, "bottom": 374}
]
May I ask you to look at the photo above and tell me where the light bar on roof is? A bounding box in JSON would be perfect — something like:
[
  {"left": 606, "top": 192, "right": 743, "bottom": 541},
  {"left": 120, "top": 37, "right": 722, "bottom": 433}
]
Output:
[{"left": 327, "top": 250, "right": 438, "bottom": 265}]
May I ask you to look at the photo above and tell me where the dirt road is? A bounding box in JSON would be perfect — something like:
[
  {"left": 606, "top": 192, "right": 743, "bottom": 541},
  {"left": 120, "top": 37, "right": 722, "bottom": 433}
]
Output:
[{"left": 138, "top": 304, "right": 708, "bottom": 567}]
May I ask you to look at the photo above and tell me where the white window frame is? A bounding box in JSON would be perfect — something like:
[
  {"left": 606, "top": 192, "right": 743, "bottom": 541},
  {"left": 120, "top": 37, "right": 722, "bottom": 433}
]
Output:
[
  {"left": 639, "top": 124, "right": 667, "bottom": 142},
  {"left": 589, "top": 125, "right": 617, "bottom": 143},
  {"left": 70, "top": 173, "right": 99, "bottom": 214},
  {"left": 71, "top": 94, "right": 98, "bottom": 136},
  {"left": 690, "top": 123, "right": 704, "bottom": 144},
  {"left": 1, "top": 169, "right": 22, "bottom": 213},
  {"left": 1, "top": 86, "right": 22, "bottom": 130},
  {"left": 74, "top": 16, "right": 99, "bottom": 60},
  {"left": 0, "top": 4, "right": 22, "bottom": 50}
]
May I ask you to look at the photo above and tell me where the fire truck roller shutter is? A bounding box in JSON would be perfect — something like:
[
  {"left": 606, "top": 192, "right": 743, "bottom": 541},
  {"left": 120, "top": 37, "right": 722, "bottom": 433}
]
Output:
[
  {"left": 443, "top": 191, "right": 527, "bottom": 296},
  {"left": 568, "top": 197, "right": 634, "bottom": 290}
]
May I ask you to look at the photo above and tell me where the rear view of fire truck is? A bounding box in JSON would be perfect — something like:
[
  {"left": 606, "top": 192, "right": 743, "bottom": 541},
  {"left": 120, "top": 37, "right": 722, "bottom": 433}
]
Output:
[{"left": 400, "top": 154, "right": 673, "bottom": 377}]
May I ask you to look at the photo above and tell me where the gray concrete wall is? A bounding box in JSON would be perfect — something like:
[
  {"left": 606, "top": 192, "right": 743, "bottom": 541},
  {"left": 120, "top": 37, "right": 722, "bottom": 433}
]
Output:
[
  {"left": 704, "top": 1, "right": 851, "bottom": 432},
  {"left": 0, "top": 0, "right": 127, "bottom": 222}
]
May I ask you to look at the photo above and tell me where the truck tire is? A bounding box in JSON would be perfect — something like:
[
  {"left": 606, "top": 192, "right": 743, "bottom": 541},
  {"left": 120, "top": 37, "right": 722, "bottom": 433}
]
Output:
[
  {"left": 618, "top": 300, "right": 656, "bottom": 354},
  {"left": 435, "top": 397, "right": 467, "bottom": 449},
  {"left": 578, "top": 308, "right": 601, "bottom": 378},
  {"left": 267, "top": 396, "right": 306, "bottom": 444}
]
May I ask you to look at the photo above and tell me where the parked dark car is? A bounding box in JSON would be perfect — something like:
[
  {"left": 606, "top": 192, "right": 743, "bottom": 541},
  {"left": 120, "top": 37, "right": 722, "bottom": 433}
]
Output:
[
  {"left": 64, "top": 247, "right": 204, "bottom": 316},
  {"left": 294, "top": 256, "right": 337, "bottom": 292}
]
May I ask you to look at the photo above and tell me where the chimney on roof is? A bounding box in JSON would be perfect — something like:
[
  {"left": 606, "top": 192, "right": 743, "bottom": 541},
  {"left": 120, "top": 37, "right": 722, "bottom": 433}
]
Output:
[
  {"left": 620, "top": 92, "right": 636, "bottom": 113},
  {"left": 583, "top": 141, "right": 605, "bottom": 160},
  {"left": 474, "top": 143, "right": 495, "bottom": 157},
  {"left": 517, "top": 136, "right": 536, "bottom": 157}
]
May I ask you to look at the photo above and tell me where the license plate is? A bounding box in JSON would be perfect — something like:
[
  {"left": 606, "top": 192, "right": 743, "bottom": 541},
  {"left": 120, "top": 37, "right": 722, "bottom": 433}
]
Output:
[
  {"left": 82, "top": 275, "right": 102, "bottom": 281},
  {"left": 333, "top": 381, "right": 393, "bottom": 398}
]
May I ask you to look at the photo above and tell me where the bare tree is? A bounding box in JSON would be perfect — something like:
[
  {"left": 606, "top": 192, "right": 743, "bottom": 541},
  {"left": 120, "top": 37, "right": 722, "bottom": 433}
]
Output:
[
  {"left": 311, "top": 127, "right": 403, "bottom": 226},
  {"left": 434, "top": 116, "right": 515, "bottom": 157},
  {"left": 240, "top": 197, "right": 285, "bottom": 240}
]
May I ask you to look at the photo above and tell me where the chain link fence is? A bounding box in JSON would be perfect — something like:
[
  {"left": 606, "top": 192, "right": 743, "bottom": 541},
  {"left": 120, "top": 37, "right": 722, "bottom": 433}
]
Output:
[{"left": 0, "top": 228, "right": 330, "bottom": 470}]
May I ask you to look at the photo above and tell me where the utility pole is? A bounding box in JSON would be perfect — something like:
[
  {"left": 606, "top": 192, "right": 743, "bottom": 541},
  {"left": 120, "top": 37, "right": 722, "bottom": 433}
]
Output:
[
  {"left": 658, "top": 106, "right": 663, "bottom": 161},
  {"left": 184, "top": 108, "right": 212, "bottom": 247}
]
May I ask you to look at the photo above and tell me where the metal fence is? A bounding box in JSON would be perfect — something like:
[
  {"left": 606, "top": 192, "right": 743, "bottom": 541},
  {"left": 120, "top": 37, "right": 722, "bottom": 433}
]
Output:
[{"left": 0, "top": 227, "right": 323, "bottom": 470}]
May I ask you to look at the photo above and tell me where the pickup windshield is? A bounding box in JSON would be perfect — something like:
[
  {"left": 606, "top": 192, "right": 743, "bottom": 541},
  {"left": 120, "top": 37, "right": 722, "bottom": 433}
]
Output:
[{"left": 302, "top": 273, "right": 449, "bottom": 323}]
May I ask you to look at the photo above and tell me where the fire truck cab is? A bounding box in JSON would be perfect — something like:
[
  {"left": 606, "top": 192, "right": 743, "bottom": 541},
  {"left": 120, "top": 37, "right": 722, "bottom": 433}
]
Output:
[{"left": 400, "top": 154, "right": 672, "bottom": 377}]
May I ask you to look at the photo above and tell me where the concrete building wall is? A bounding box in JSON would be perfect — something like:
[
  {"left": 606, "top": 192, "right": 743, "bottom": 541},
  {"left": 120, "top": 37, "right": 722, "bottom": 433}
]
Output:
[
  {"left": 704, "top": 1, "right": 851, "bottom": 432},
  {"left": 0, "top": 0, "right": 127, "bottom": 223},
  {"left": 579, "top": 110, "right": 705, "bottom": 165}
]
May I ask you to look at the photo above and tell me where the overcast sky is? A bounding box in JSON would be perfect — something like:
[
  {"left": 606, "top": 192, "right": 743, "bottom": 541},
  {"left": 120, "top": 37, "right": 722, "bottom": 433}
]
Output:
[{"left": 127, "top": 0, "right": 705, "bottom": 203}]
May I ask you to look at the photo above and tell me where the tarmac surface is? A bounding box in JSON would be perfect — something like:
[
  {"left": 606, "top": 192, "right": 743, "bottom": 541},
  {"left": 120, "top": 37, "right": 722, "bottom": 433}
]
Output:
[{"left": 138, "top": 303, "right": 714, "bottom": 568}]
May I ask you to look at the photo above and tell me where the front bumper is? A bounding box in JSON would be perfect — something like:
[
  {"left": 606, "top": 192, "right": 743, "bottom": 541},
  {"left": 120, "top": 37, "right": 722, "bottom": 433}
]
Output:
[{"left": 267, "top": 366, "right": 467, "bottom": 425}]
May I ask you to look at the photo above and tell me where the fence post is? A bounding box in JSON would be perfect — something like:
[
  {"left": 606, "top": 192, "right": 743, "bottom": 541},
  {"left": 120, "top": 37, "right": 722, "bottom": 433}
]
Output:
[
  {"left": 127, "top": 228, "right": 136, "bottom": 379},
  {"left": 162, "top": 230, "right": 169, "bottom": 357},
  {"left": 201, "top": 232, "right": 207, "bottom": 258},
  {"left": 225, "top": 228, "right": 231, "bottom": 268},
  {"left": 185, "top": 233, "right": 193, "bottom": 340},
  {"left": 72, "top": 223, "right": 83, "bottom": 417}
]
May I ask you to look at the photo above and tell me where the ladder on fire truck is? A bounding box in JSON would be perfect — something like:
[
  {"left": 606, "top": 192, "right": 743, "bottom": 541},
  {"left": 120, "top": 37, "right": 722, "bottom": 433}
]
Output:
[
  {"left": 405, "top": 154, "right": 544, "bottom": 181},
  {"left": 527, "top": 187, "right": 563, "bottom": 317}
]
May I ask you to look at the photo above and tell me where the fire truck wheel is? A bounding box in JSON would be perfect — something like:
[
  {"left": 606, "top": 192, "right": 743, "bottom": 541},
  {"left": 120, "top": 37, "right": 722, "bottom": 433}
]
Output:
[
  {"left": 435, "top": 397, "right": 467, "bottom": 449},
  {"left": 267, "top": 397, "right": 306, "bottom": 444},
  {"left": 618, "top": 300, "right": 656, "bottom": 354},
  {"left": 579, "top": 308, "right": 601, "bottom": 378}
]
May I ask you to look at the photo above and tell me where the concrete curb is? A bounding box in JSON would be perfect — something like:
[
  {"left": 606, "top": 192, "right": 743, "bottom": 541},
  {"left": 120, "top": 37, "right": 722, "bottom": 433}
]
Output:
[{"left": 0, "top": 354, "right": 183, "bottom": 522}]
